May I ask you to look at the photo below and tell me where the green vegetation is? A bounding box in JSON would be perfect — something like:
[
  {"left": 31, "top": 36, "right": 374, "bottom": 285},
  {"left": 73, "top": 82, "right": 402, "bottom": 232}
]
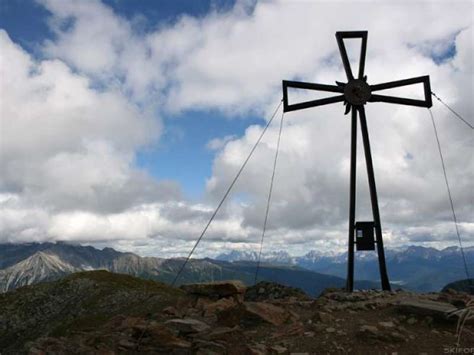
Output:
[{"left": 0, "top": 270, "right": 187, "bottom": 353}]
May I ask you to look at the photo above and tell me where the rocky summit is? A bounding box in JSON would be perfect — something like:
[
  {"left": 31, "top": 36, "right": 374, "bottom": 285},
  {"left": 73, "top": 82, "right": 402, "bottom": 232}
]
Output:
[{"left": 0, "top": 271, "right": 473, "bottom": 354}]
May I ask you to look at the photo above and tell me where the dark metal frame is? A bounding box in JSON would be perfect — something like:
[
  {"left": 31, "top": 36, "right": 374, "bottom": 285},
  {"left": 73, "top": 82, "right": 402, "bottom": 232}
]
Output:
[{"left": 282, "top": 31, "right": 432, "bottom": 292}]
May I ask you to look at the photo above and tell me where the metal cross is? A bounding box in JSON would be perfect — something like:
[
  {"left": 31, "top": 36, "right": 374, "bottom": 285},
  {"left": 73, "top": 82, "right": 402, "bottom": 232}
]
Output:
[{"left": 282, "top": 31, "right": 432, "bottom": 292}]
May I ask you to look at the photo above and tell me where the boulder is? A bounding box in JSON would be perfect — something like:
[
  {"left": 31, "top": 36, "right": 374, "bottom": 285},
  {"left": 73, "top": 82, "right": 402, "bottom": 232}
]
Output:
[
  {"left": 164, "top": 318, "right": 210, "bottom": 334},
  {"left": 132, "top": 323, "right": 192, "bottom": 349},
  {"left": 200, "top": 326, "right": 244, "bottom": 342},
  {"left": 313, "top": 311, "right": 333, "bottom": 323},
  {"left": 242, "top": 302, "right": 290, "bottom": 326},
  {"left": 357, "top": 325, "right": 379, "bottom": 337},
  {"left": 245, "top": 281, "right": 309, "bottom": 302},
  {"left": 203, "top": 297, "right": 236, "bottom": 317},
  {"left": 217, "top": 302, "right": 290, "bottom": 327},
  {"left": 378, "top": 321, "right": 395, "bottom": 329},
  {"left": 181, "top": 281, "right": 246, "bottom": 300},
  {"left": 396, "top": 299, "right": 457, "bottom": 321}
]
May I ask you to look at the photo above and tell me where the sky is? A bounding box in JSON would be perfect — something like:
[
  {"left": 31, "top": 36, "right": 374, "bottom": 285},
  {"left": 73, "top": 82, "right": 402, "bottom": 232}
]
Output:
[{"left": 0, "top": 0, "right": 473, "bottom": 258}]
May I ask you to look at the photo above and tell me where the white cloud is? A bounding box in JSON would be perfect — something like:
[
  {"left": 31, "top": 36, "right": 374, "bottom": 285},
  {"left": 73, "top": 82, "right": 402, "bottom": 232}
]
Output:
[{"left": 0, "top": 0, "right": 472, "bottom": 256}]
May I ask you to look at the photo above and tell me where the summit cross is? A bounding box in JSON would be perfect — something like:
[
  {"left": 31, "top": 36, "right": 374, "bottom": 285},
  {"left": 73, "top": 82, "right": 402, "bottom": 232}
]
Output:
[{"left": 282, "top": 31, "right": 432, "bottom": 292}]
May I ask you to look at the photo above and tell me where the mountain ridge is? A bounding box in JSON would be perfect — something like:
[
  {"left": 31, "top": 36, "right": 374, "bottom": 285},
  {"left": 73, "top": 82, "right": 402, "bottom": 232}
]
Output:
[
  {"left": 0, "top": 243, "right": 377, "bottom": 296},
  {"left": 1, "top": 242, "right": 472, "bottom": 293}
]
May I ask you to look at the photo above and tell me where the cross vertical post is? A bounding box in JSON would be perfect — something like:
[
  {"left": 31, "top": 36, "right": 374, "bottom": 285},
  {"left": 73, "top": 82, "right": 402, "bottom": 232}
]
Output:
[
  {"left": 358, "top": 106, "right": 390, "bottom": 291},
  {"left": 282, "top": 30, "right": 432, "bottom": 292},
  {"left": 347, "top": 107, "right": 357, "bottom": 292}
]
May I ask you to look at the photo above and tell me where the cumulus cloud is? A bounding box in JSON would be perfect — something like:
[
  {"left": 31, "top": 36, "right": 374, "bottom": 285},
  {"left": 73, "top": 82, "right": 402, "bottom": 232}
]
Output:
[{"left": 0, "top": 0, "right": 472, "bottom": 256}]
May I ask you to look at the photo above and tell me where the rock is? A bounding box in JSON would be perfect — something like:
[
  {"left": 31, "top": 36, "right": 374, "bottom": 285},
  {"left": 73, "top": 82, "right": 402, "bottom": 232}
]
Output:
[
  {"left": 326, "top": 327, "right": 336, "bottom": 333},
  {"left": 389, "top": 331, "right": 406, "bottom": 342},
  {"left": 132, "top": 323, "right": 192, "bottom": 349},
  {"left": 218, "top": 302, "right": 290, "bottom": 327},
  {"left": 248, "top": 343, "right": 267, "bottom": 355},
  {"left": 195, "top": 297, "right": 213, "bottom": 310},
  {"left": 118, "top": 339, "right": 136, "bottom": 349},
  {"left": 271, "top": 322, "right": 305, "bottom": 338},
  {"left": 243, "top": 302, "right": 290, "bottom": 326},
  {"left": 407, "top": 317, "right": 417, "bottom": 325},
  {"left": 270, "top": 344, "right": 287, "bottom": 354},
  {"left": 423, "top": 316, "right": 434, "bottom": 326},
  {"left": 194, "top": 339, "right": 227, "bottom": 354},
  {"left": 245, "top": 282, "right": 309, "bottom": 302},
  {"left": 396, "top": 299, "right": 457, "bottom": 321},
  {"left": 313, "top": 311, "right": 333, "bottom": 323},
  {"left": 164, "top": 318, "right": 210, "bottom": 334},
  {"left": 162, "top": 306, "right": 181, "bottom": 317},
  {"left": 181, "top": 281, "right": 246, "bottom": 300},
  {"left": 378, "top": 321, "right": 395, "bottom": 329},
  {"left": 200, "top": 326, "right": 244, "bottom": 342},
  {"left": 357, "top": 325, "right": 379, "bottom": 337},
  {"left": 203, "top": 297, "right": 236, "bottom": 317}
]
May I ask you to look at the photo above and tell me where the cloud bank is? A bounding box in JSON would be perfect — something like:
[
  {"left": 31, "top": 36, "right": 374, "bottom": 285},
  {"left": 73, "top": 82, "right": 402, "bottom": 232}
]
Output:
[{"left": 0, "top": 0, "right": 472, "bottom": 257}]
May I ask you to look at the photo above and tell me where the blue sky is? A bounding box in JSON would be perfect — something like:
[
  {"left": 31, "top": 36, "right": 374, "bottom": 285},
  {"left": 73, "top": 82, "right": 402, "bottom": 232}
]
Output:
[
  {"left": 137, "top": 110, "right": 262, "bottom": 199},
  {"left": 0, "top": 0, "right": 472, "bottom": 256}
]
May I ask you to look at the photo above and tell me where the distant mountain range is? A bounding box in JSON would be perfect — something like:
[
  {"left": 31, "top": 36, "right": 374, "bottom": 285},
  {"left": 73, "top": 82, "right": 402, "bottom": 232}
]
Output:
[
  {"left": 217, "top": 246, "right": 474, "bottom": 292},
  {"left": 1, "top": 243, "right": 471, "bottom": 294},
  {"left": 0, "top": 242, "right": 378, "bottom": 296}
]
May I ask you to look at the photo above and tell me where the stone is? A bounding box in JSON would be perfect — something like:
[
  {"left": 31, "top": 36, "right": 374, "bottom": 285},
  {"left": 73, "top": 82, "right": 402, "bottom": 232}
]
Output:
[
  {"left": 313, "top": 311, "right": 333, "bottom": 323},
  {"left": 378, "top": 321, "right": 395, "bottom": 329},
  {"left": 200, "top": 326, "right": 244, "bottom": 342},
  {"left": 118, "top": 339, "right": 136, "bottom": 349},
  {"left": 389, "top": 331, "right": 406, "bottom": 342},
  {"left": 326, "top": 327, "right": 336, "bottom": 333},
  {"left": 270, "top": 345, "right": 287, "bottom": 354},
  {"left": 132, "top": 323, "right": 192, "bottom": 349},
  {"left": 407, "top": 317, "right": 417, "bottom": 325},
  {"left": 162, "top": 306, "right": 181, "bottom": 317},
  {"left": 180, "top": 281, "right": 246, "bottom": 299},
  {"left": 203, "top": 297, "right": 236, "bottom": 317},
  {"left": 164, "top": 318, "right": 210, "bottom": 334},
  {"left": 194, "top": 340, "right": 227, "bottom": 354},
  {"left": 248, "top": 343, "right": 267, "bottom": 355},
  {"left": 217, "top": 302, "right": 290, "bottom": 327},
  {"left": 358, "top": 325, "right": 379, "bottom": 337},
  {"left": 195, "top": 297, "right": 213, "bottom": 310},
  {"left": 243, "top": 302, "right": 290, "bottom": 326},
  {"left": 271, "top": 322, "right": 305, "bottom": 338},
  {"left": 396, "top": 299, "right": 457, "bottom": 321}
]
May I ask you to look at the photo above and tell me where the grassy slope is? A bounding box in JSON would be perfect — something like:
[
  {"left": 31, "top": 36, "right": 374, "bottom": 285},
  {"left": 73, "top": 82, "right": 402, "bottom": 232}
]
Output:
[{"left": 0, "top": 270, "right": 186, "bottom": 352}]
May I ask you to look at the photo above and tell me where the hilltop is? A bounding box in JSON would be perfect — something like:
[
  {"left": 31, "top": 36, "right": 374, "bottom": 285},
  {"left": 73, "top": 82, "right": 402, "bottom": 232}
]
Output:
[{"left": 1, "top": 270, "right": 472, "bottom": 354}]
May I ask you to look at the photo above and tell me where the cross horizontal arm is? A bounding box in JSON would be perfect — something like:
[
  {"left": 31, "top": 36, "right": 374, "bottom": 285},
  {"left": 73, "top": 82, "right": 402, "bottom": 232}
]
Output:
[
  {"left": 369, "top": 75, "right": 432, "bottom": 108},
  {"left": 370, "top": 75, "right": 430, "bottom": 92},
  {"left": 282, "top": 80, "right": 345, "bottom": 112},
  {"left": 368, "top": 94, "right": 431, "bottom": 108},
  {"left": 283, "top": 80, "right": 344, "bottom": 93},
  {"left": 284, "top": 95, "right": 345, "bottom": 112}
]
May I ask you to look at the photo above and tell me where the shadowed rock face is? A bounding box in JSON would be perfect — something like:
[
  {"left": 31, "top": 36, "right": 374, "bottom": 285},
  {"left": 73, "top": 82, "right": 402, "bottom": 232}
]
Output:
[{"left": 2, "top": 271, "right": 472, "bottom": 354}]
